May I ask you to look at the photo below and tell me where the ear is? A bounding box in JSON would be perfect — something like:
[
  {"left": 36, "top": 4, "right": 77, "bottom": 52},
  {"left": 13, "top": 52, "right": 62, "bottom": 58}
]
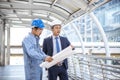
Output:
[{"left": 51, "top": 28, "right": 53, "bottom": 31}]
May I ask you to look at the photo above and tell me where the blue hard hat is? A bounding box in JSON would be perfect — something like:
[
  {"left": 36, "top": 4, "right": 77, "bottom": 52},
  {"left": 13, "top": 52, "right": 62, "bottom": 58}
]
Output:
[{"left": 31, "top": 19, "right": 45, "bottom": 28}]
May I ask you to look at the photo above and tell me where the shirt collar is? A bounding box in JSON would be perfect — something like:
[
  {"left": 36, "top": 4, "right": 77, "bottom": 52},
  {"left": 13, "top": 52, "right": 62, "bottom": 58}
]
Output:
[
  {"left": 29, "top": 32, "right": 40, "bottom": 39},
  {"left": 52, "top": 35, "right": 60, "bottom": 39}
]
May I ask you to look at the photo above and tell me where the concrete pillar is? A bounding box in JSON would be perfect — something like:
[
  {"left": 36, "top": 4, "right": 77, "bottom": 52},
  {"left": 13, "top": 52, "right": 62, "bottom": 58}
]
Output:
[
  {"left": 0, "top": 20, "right": 1, "bottom": 65},
  {"left": 6, "top": 23, "right": 10, "bottom": 65},
  {"left": 0, "top": 19, "right": 5, "bottom": 66}
]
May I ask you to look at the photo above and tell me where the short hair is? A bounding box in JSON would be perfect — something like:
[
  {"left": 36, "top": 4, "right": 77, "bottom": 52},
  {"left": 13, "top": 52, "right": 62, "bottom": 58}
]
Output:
[
  {"left": 51, "top": 24, "right": 61, "bottom": 29},
  {"left": 32, "top": 27, "right": 39, "bottom": 30}
]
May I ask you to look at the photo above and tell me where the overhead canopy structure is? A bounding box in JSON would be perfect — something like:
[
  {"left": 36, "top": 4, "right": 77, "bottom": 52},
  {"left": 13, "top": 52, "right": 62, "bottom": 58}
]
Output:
[
  {"left": 0, "top": 0, "right": 110, "bottom": 29},
  {"left": 0, "top": 0, "right": 112, "bottom": 66}
]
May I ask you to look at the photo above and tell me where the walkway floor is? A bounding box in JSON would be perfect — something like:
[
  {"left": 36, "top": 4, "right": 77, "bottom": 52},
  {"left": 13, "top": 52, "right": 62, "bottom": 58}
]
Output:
[{"left": 0, "top": 65, "right": 48, "bottom": 80}]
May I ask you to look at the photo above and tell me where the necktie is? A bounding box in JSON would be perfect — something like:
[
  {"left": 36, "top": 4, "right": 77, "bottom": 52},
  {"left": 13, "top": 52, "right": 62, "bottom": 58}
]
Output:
[
  {"left": 55, "top": 37, "right": 63, "bottom": 66},
  {"left": 55, "top": 37, "right": 60, "bottom": 53}
]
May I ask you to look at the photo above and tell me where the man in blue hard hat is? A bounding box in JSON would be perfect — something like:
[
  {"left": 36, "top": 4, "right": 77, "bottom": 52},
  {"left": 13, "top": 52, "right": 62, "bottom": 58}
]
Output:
[{"left": 22, "top": 18, "right": 53, "bottom": 80}]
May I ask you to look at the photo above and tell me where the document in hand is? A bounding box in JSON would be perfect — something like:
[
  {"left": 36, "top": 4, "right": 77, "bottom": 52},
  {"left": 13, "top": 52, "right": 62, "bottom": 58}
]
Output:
[{"left": 40, "top": 46, "right": 75, "bottom": 68}]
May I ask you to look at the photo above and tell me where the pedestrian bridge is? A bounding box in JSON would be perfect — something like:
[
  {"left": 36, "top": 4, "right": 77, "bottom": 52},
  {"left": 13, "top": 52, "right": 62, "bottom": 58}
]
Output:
[{"left": 0, "top": 0, "right": 120, "bottom": 80}]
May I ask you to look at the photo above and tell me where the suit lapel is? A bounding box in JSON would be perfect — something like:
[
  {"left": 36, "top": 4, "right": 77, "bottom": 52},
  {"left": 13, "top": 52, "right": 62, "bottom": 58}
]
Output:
[
  {"left": 49, "top": 36, "right": 53, "bottom": 49},
  {"left": 49, "top": 36, "right": 53, "bottom": 56}
]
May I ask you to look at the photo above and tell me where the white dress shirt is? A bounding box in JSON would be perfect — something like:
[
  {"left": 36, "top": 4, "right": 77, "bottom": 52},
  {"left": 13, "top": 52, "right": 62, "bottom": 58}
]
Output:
[{"left": 52, "top": 35, "right": 62, "bottom": 55}]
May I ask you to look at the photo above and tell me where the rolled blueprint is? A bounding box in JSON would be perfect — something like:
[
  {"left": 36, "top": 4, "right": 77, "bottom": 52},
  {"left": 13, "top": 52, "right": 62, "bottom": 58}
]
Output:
[{"left": 40, "top": 46, "right": 75, "bottom": 68}]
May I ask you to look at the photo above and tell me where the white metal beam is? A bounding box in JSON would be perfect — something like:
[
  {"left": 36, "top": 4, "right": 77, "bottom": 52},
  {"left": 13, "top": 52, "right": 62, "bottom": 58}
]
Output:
[
  {"left": 1, "top": 15, "right": 53, "bottom": 21},
  {"left": 64, "top": 0, "right": 110, "bottom": 25},
  {"left": 89, "top": 12, "right": 111, "bottom": 57},
  {"left": 0, "top": 2, "right": 69, "bottom": 19},
  {"left": 51, "top": 0, "right": 58, "bottom": 7},
  {"left": 29, "top": 0, "right": 33, "bottom": 15},
  {"left": 71, "top": 23, "right": 86, "bottom": 54}
]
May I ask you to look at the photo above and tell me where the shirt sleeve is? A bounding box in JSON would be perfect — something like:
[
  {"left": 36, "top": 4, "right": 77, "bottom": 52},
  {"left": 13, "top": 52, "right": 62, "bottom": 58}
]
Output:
[{"left": 22, "top": 38, "right": 47, "bottom": 60}]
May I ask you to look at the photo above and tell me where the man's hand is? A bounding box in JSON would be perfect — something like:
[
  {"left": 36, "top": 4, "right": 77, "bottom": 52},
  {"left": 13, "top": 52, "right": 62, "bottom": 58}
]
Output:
[
  {"left": 45, "top": 56, "right": 53, "bottom": 62},
  {"left": 71, "top": 45, "right": 75, "bottom": 50}
]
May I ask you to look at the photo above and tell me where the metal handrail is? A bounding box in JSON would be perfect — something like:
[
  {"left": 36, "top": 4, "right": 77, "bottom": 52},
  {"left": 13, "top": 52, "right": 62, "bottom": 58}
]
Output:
[{"left": 68, "top": 54, "right": 120, "bottom": 80}]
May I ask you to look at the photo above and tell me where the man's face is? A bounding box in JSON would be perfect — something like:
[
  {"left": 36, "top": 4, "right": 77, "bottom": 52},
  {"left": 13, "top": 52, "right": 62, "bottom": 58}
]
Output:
[
  {"left": 52, "top": 25, "right": 61, "bottom": 36},
  {"left": 35, "top": 28, "right": 43, "bottom": 36}
]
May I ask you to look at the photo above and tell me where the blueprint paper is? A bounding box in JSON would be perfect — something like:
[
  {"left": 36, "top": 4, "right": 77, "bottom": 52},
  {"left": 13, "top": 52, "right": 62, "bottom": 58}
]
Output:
[{"left": 40, "top": 46, "right": 75, "bottom": 68}]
